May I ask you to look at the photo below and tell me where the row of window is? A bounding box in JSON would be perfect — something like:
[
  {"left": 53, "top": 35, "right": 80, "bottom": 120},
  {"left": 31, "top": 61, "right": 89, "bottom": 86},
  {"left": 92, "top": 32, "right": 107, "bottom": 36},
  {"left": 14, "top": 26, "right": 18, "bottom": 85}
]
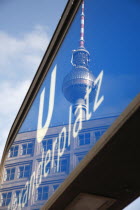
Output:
[
  {"left": 8, "top": 130, "right": 106, "bottom": 159},
  {"left": 4, "top": 164, "right": 31, "bottom": 181},
  {"left": 8, "top": 137, "right": 69, "bottom": 158},
  {"left": 41, "top": 137, "right": 70, "bottom": 152},
  {"left": 42, "top": 130, "right": 105, "bottom": 150},
  {"left": 40, "top": 158, "right": 68, "bottom": 176},
  {"left": 8, "top": 143, "right": 34, "bottom": 158},
  {"left": 78, "top": 130, "right": 105, "bottom": 146},
  {"left": 0, "top": 185, "right": 59, "bottom": 207},
  {"left": 4, "top": 158, "right": 69, "bottom": 182}
]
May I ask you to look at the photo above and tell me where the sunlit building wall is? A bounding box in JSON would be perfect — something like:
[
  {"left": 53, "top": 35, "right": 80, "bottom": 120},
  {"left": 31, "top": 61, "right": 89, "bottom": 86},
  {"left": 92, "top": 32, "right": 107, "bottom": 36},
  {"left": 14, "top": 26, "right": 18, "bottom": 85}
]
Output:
[{"left": 0, "top": 115, "right": 117, "bottom": 209}]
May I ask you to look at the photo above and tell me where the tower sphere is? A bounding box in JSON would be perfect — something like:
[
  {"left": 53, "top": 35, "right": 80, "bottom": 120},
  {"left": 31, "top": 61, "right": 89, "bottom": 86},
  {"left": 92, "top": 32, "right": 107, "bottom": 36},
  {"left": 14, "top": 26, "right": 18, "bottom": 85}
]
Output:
[{"left": 62, "top": 66, "right": 96, "bottom": 104}]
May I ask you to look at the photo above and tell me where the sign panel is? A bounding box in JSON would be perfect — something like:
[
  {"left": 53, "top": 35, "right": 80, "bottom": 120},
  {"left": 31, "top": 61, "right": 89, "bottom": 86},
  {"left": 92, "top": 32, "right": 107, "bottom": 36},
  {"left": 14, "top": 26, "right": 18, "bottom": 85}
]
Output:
[{"left": 0, "top": 0, "right": 140, "bottom": 209}]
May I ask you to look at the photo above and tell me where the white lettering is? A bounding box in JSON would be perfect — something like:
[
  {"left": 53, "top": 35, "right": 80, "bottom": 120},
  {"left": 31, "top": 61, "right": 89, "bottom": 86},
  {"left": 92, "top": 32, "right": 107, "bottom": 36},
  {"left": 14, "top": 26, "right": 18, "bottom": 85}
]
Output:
[
  {"left": 68, "top": 105, "right": 72, "bottom": 146},
  {"left": 35, "top": 149, "right": 44, "bottom": 188},
  {"left": 93, "top": 70, "right": 104, "bottom": 112},
  {"left": 28, "top": 172, "right": 36, "bottom": 204},
  {"left": 51, "top": 138, "right": 57, "bottom": 169},
  {"left": 85, "top": 86, "right": 92, "bottom": 120},
  {"left": 37, "top": 65, "right": 57, "bottom": 143},
  {"left": 57, "top": 127, "right": 67, "bottom": 172},
  {"left": 73, "top": 105, "right": 83, "bottom": 138},
  {"left": 22, "top": 182, "right": 29, "bottom": 207},
  {"left": 44, "top": 149, "right": 51, "bottom": 177}
]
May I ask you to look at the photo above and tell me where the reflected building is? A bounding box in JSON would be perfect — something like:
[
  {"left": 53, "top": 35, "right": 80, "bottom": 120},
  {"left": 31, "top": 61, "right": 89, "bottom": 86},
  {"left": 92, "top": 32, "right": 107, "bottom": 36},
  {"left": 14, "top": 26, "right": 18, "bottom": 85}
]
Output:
[
  {"left": 0, "top": 1, "right": 118, "bottom": 209},
  {"left": 0, "top": 0, "right": 139, "bottom": 208},
  {"left": 0, "top": 116, "right": 117, "bottom": 209}
]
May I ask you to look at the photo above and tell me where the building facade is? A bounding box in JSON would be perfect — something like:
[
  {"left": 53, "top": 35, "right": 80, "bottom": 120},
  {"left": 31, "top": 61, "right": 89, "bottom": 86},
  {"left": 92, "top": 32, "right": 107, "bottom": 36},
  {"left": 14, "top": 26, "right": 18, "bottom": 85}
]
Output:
[{"left": 0, "top": 115, "right": 117, "bottom": 209}]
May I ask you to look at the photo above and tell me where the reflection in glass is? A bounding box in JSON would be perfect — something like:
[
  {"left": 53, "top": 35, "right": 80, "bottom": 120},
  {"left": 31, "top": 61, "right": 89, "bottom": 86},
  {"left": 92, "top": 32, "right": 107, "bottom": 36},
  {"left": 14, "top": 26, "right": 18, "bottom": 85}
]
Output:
[
  {"left": 4, "top": 168, "right": 15, "bottom": 181},
  {"left": 42, "top": 139, "right": 52, "bottom": 151},
  {"left": 8, "top": 145, "right": 19, "bottom": 158},
  {"left": 18, "top": 165, "right": 31, "bottom": 179},
  {"left": 1, "top": 192, "right": 12, "bottom": 207},
  {"left": 0, "top": 0, "right": 140, "bottom": 209},
  {"left": 37, "top": 186, "right": 49, "bottom": 201},
  {"left": 22, "top": 143, "right": 33, "bottom": 155},
  {"left": 78, "top": 133, "right": 90, "bottom": 146}
]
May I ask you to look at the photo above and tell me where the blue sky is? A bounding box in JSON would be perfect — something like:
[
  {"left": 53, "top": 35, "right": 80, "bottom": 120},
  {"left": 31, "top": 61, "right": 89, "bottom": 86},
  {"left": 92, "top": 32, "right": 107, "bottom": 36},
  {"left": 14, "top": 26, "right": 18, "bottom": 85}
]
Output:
[{"left": 0, "top": 0, "right": 140, "bottom": 209}]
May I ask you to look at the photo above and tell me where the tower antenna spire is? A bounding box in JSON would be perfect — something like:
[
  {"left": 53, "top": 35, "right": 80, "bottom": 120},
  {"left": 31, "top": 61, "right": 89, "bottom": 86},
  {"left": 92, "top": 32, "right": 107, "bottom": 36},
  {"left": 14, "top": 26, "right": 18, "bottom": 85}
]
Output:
[
  {"left": 80, "top": 1, "right": 85, "bottom": 48},
  {"left": 63, "top": 0, "right": 96, "bottom": 121}
]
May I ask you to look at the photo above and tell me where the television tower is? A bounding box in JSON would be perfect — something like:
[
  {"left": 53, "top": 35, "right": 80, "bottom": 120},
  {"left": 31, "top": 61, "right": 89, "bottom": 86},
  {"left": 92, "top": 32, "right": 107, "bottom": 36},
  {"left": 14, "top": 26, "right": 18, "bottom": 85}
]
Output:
[{"left": 62, "top": 1, "right": 96, "bottom": 120}]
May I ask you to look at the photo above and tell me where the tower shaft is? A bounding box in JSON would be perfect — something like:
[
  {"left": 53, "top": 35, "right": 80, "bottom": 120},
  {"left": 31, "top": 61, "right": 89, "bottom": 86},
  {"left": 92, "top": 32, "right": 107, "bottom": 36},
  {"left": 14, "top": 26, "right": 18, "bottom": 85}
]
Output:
[{"left": 80, "top": 1, "right": 85, "bottom": 48}]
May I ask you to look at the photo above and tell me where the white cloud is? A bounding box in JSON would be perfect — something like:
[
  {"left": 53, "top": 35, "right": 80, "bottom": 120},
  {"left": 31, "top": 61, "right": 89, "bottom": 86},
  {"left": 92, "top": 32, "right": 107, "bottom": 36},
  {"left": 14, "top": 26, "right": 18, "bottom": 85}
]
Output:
[
  {"left": 0, "top": 80, "right": 31, "bottom": 160},
  {"left": 0, "top": 25, "right": 50, "bottom": 162},
  {"left": 23, "top": 25, "right": 49, "bottom": 51},
  {"left": 0, "top": 25, "right": 50, "bottom": 81}
]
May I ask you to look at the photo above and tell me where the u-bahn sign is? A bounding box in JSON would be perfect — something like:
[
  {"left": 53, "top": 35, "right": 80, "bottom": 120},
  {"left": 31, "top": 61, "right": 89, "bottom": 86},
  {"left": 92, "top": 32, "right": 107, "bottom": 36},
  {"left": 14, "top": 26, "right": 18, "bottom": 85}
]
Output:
[{"left": 0, "top": 0, "right": 140, "bottom": 209}]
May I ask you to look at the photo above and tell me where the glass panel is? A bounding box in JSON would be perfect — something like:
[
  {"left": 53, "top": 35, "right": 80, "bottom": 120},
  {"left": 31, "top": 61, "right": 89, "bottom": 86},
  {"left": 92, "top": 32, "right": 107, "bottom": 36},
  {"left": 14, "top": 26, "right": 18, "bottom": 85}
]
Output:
[
  {"left": 53, "top": 184, "right": 59, "bottom": 191},
  {"left": 9, "top": 146, "right": 19, "bottom": 157},
  {"left": 95, "top": 131, "right": 101, "bottom": 141},
  {"left": 44, "top": 162, "right": 51, "bottom": 175},
  {"left": 19, "top": 166, "right": 24, "bottom": 178},
  {"left": 43, "top": 187, "right": 48, "bottom": 200},
  {"left": 22, "top": 144, "right": 27, "bottom": 155},
  {"left": 24, "top": 165, "right": 31, "bottom": 177},
  {"left": 5, "top": 168, "right": 15, "bottom": 181},
  {"left": 14, "top": 146, "right": 19, "bottom": 156},
  {"left": 1, "top": 192, "right": 12, "bottom": 206},
  {"left": 1, "top": 0, "right": 140, "bottom": 209}
]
